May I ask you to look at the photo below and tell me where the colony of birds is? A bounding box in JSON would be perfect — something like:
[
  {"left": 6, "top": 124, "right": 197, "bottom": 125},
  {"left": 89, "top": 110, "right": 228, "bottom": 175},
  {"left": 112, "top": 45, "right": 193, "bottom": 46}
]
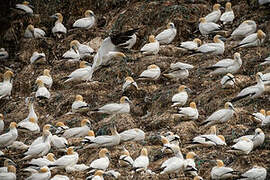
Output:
[{"left": 0, "top": 0, "right": 270, "bottom": 179}]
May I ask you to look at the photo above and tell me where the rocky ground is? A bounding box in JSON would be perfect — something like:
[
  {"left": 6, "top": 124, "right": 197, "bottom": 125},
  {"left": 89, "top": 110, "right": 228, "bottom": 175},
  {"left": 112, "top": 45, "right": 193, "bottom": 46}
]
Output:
[{"left": 0, "top": 0, "right": 270, "bottom": 179}]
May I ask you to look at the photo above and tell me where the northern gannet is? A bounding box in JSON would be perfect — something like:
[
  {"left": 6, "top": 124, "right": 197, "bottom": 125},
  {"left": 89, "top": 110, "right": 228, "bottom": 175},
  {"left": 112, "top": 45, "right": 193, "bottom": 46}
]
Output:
[
  {"left": 199, "top": 17, "right": 221, "bottom": 35},
  {"left": 201, "top": 102, "right": 235, "bottom": 126},
  {"left": 140, "top": 35, "right": 160, "bottom": 55},
  {"left": 0, "top": 70, "right": 14, "bottom": 99},
  {"left": 62, "top": 40, "right": 80, "bottom": 60},
  {"left": 72, "top": 94, "right": 89, "bottom": 113},
  {"left": 231, "top": 72, "right": 264, "bottom": 102},
  {"left": 88, "top": 149, "right": 110, "bottom": 173},
  {"left": 139, "top": 64, "right": 161, "bottom": 80},
  {"left": 205, "top": 4, "right": 221, "bottom": 23},
  {"left": 180, "top": 38, "right": 202, "bottom": 51},
  {"left": 221, "top": 73, "right": 236, "bottom": 88},
  {"left": 211, "top": 160, "right": 236, "bottom": 179},
  {"left": 196, "top": 35, "right": 225, "bottom": 55},
  {"left": 231, "top": 20, "right": 257, "bottom": 39},
  {"left": 122, "top": 76, "right": 138, "bottom": 92},
  {"left": 15, "top": 1, "right": 33, "bottom": 14},
  {"left": 0, "top": 48, "right": 9, "bottom": 59},
  {"left": 30, "top": 52, "right": 46, "bottom": 64},
  {"left": 73, "top": 10, "right": 95, "bottom": 29},
  {"left": 0, "top": 122, "right": 18, "bottom": 148},
  {"left": 35, "top": 79, "right": 51, "bottom": 99},
  {"left": 175, "top": 102, "right": 199, "bottom": 120},
  {"left": 51, "top": 13, "right": 67, "bottom": 38},
  {"left": 156, "top": 22, "right": 177, "bottom": 44},
  {"left": 63, "top": 61, "right": 92, "bottom": 83},
  {"left": 235, "top": 30, "right": 266, "bottom": 48},
  {"left": 207, "top": 52, "right": 242, "bottom": 75},
  {"left": 231, "top": 137, "right": 253, "bottom": 154},
  {"left": 133, "top": 147, "right": 149, "bottom": 172},
  {"left": 119, "top": 146, "right": 134, "bottom": 167},
  {"left": 220, "top": 2, "right": 235, "bottom": 24},
  {"left": 119, "top": 128, "right": 145, "bottom": 142},
  {"left": 37, "top": 69, "right": 53, "bottom": 89},
  {"left": 171, "top": 85, "right": 191, "bottom": 107},
  {"left": 24, "top": 25, "right": 45, "bottom": 38},
  {"left": 62, "top": 119, "right": 91, "bottom": 138}
]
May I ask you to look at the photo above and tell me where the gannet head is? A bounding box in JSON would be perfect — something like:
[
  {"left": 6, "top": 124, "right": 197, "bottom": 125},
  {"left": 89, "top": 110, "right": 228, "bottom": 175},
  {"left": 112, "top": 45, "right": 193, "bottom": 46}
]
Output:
[
  {"left": 94, "top": 170, "right": 104, "bottom": 177},
  {"left": 75, "top": 94, "right": 83, "bottom": 102},
  {"left": 36, "top": 79, "right": 44, "bottom": 87},
  {"left": 67, "top": 147, "right": 74, "bottom": 155},
  {"left": 99, "top": 148, "right": 110, "bottom": 158},
  {"left": 257, "top": 30, "right": 266, "bottom": 40},
  {"left": 81, "top": 119, "right": 91, "bottom": 127},
  {"left": 85, "top": 10, "right": 95, "bottom": 17},
  {"left": 87, "top": 130, "right": 95, "bottom": 137},
  {"left": 3, "top": 70, "right": 14, "bottom": 81},
  {"left": 47, "top": 153, "right": 55, "bottom": 162},
  {"left": 43, "top": 69, "right": 51, "bottom": 77},
  {"left": 125, "top": 76, "right": 134, "bottom": 82},
  {"left": 148, "top": 64, "right": 159, "bottom": 70},
  {"left": 213, "top": 4, "right": 221, "bottom": 11},
  {"left": 7, "top": 165, "right": 16, "bottom": 173},
  {"left": 186, "top": 152, "right": 197, "bottom": 159},
  {"left": 218, "top": 135, "right": 226, "bottom": 143},
  {"left": 149, "top": 35, "right": 156, "bottom": 43},
  {"left": 120, "top": 96, "right": 131, "bottom": 104},
  {"left": 10, "top": 122, "right": 17, "bottom": 129},
  {"left": 39, "top": 166, "right": 49, "bottom": 173},
  {"left": 193, "top": 38, "right": 202, "bottom": 46},
  {"left": 259, "top": 109, "right": 266, "bottom": 116},
  {"left": 199, "top": 17, "right": 206, "bottom": 23},
  {"left": 225, "top": 2, "right": 232, "bottom": 11},
  {"left": 190, "top": 102, "right": 197, "bottom": 109},
  {"left": 167, "top": 22, "right": 175, "bottom": 29},
  {"left": 141, "top": 147, "right": 148, "bottom": 156},
  {"left": 216, "top": 159, "right": 224, "bottom": 167}
]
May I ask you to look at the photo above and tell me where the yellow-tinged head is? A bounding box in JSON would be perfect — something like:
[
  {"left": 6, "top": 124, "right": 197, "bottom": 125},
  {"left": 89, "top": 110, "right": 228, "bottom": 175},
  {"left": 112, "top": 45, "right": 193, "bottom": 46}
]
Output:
[
  {"left": 75, "top": 94, "right": 83, "bottom": 101},
  {"left": 27, "top": 24, "right": 35, "bottom": 31},
  {"left": 47, "top": 153, "right": 55, "bottom": 162},
  {"left": 199, "top": 17, "right": 206, "bottom": 23},
  {"left": 7, "top": 165, "right": 16, "bottom": 173},
  {"left": 148, "top": 64, "right": 159, "bottom": 69},
  {"left": 256, "top": 72, "right": 263, "bottom": 81},
  {"left": 125, "top": 76, "right": 134, "bottom": 82},
  {"left": 193, "top": 38, "right": 202, "bottom": 46},
  {"left": 141, "top": 147, "right": 148, "bottom": 156},
  {"left": 79, "top": 61, "right": 88, "bottom": 68},
  {"left": 210, "top": 126, "right": 216, "bottom": 134},
  {"left": 36, "top": 79, "right": 44, "bottom": 87},
  {"left": 29, "top": 117, "right": 36, "bottom": 123},
  {"left": 88, "top": 130, "right": 95, "bottom": 137},
  {"left": 213, "top": 35, "right": 221, "bottom": 43},
  {"left": 10, "top": 122, "right": 17, "bottom": 129},
  {"left": 56, "top": 122, "right": 65, "bottom": 127},
  {"left": 186, "top": 152, "right": 196, "bottom": 159},
  {"left": 43, "top": 130, "right": 51, "bottom": 137},
  {"left": 0, "top": 113, "right": 3, "bottom": 120},
  {"left": 225, "top": 2, "right": 232, "bottom": 11},
  {"left": 85, "top": 10, "right": 94, "bottom": 17},
  {"left": 190, "top": 102, "right": 197, "bottom": 109},
  {"left": 67, "top": 147, "right": 74, "bottom": 155},
  {"left": 213, "top": 4, "right": 221, "bottom": 10},
  {"left": 39, "top": 166, "right": 49, "bottom": 173},
  {"left": 94, "top": 170, "right": 104, "bottom": 176},
  {"left": 70, "top": 40, "right": 79, "bottom": 48},
  {"left": 99, "top": 148, "right": 109, "bottom": 157},
  {"left": 23, "top": 1, "right": 30, "bottom": 5},
  {"left": 255, "top": 128, "right": 263, "bottom": 134},
  {"left": 54, "top": 13, "right": 63, "bottom": 22},
  {"left": 161, "top": 136, "right": 169, "bottom": 144},
  {"left": 167, "top": 22, "right": 175, "bottom": 29},
  {"left": 259, "top": 109, "right": 266, "bottom": 116},
  {"left": 234, "top": 52, "right": 241, "bottom": 59},
  {"left": 81, "top": 119, "right": 91, "bottom": 126},
  {"left": 43, "top": 124, "right": 52, "bottom": 131},
  {"left": 216, "top": 159, "right": 224, "bottom": 167},
  {"left": 115, "top": 52, "right": 126, "bottom": 58},
  {"left": 257, "top": 30, "right": 266, "bottom": 40},
  {"left": 120, "top": 96, "right": 131, "bottom": 104},
  {"left": 194, "top": 176, "right": 203, "bottom": 180},
  {"left": 4, "top": 70, "right": 14, "bottom": 80},
  {"left": 218, "top": 135, "right": 225, "bottom": 142},
  {"left": 178, "top": 85, "right": 186, "bottom": 92},
  {"left": 266, "top": 111, "right": 270, "bottom": 116},
  {"left": 43, "top": 69, "right": 51, "bottom": 77},
  {"left": 3, "top": 159, "right": 12, "bottom": 167},
  {"left": 149, "top": 35, "right": 156, "bottom": 43}
]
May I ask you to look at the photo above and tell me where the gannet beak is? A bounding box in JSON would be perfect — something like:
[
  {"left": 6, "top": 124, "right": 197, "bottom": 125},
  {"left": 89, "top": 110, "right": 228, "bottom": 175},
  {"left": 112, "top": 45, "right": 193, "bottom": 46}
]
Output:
[
  {"left": 186, "top": 87, "right": 192, "bottom": 93},
  {"left": 50, "top": 14, "right": 57, "bottom": 19},
  {"left": 219, "top": 37, "right": 227, "bottom": 42},
  {"left": 220, "top": 6, "right": 225, "bottom": 10},
  {"left": 29, "top": 5, "right": 34, "bottom": 8}
]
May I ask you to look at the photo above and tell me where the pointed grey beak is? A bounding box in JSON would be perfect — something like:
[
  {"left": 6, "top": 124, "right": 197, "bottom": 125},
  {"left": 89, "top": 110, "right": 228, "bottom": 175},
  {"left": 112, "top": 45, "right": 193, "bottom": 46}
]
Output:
[
  {"left": 50, "top": 15, "right": 57, "bottom": 19},
  {"left": 220, "top": 7, "right": 225, "bottom": 10},
  {"left": 85, "top": 62, "right": 92, "bottom": 66},
  {"left": 29, "top": 5, "right": 34, "bottom": 8},
  {"left": 186, "top": 88, "right": 192, "bottom": 93},
  {"left": 219, "top": 37, "right": 227, "bottom": 42}
]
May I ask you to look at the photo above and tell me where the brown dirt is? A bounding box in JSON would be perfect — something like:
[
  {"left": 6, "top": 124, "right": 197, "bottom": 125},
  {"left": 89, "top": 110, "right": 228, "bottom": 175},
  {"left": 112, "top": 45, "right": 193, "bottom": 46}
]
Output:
[{"left": 0, "top": 0, "right": 270, "bottom": 179}]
